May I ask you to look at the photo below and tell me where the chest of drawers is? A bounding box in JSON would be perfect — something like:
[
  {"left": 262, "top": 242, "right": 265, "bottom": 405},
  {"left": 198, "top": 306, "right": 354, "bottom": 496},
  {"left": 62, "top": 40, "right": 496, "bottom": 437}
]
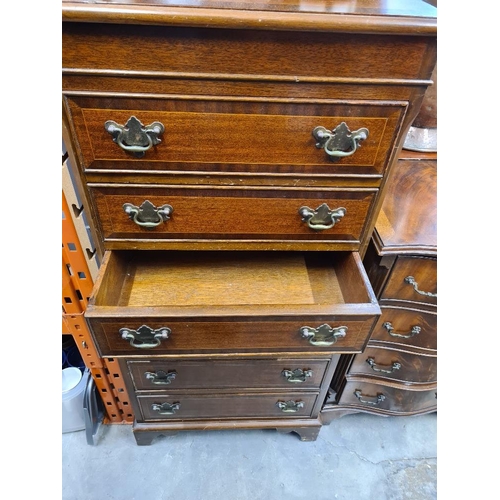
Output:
[
  {"left": 322, "top": 151, "right": 437, "bottom": 419},
  {"left": 62, "top": 0, "right": 437, "bottom": 444}
]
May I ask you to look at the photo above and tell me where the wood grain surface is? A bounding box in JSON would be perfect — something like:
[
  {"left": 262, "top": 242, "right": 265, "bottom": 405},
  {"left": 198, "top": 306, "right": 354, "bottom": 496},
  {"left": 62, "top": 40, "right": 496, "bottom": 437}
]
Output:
[
  {"left": 89, "top": 184, "right": 376, "bottom": 246},
  {"left": 338, "top": 379, "right": 437, "bottom": 413},
  {"left": 374, "top": 156, "right": 437, "bottom": 253},
  {"left": 127, "top": 357, "right": 334, "bottom": 391},
  {"left": 137, "top": 391, "right": 318, "bottom": 420},
  {"left": 65, "top": 95, "right": 404, "bottom": 176},
  {"left": 381, "top": 256, "right": 437, "bottom": 306},
  {"left": 62, "top": 1, "right": 437, "bottom": 35},
  {"left": 348, "top": 346, "right": 436, "bottom": 383},
  {"left": 369, "top": 306, "right": 437, "bottom": 352}
]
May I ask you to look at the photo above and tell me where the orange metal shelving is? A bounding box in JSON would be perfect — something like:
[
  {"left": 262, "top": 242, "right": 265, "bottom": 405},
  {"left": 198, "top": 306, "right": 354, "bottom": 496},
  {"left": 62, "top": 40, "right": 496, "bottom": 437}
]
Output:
[{"left": 62, "top": 157, "right": 133, "bottom": 424}]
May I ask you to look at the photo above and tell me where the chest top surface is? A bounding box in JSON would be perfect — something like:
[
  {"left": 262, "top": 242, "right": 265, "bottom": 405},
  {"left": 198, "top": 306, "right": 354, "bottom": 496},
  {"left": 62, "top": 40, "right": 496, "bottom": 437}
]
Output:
[
  {"left": 373, "top": 151, "right": 437, "bottom": 256},
  {"left": 62, "top": 0, "right": 437, "bottom": 33}
]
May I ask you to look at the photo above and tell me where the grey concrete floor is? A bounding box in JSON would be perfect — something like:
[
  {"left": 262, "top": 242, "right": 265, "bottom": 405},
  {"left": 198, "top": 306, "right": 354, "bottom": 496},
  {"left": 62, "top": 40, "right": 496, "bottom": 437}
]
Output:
[{"left": 62, "top": 412, "right": 437, "bottom": 500}]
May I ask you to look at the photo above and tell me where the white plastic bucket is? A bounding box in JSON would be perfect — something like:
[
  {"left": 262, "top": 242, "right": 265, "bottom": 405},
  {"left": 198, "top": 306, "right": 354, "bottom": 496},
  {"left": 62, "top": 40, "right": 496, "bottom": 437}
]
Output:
[{"left": 62, "top": 368, "right": 90, "bottom": 433}]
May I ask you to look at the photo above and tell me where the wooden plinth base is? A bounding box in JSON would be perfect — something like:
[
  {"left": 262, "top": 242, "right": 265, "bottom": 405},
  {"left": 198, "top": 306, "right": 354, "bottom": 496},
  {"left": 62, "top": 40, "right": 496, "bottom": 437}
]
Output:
[{"left": 133, "top": 418, "right": 322, "bottom": 445}]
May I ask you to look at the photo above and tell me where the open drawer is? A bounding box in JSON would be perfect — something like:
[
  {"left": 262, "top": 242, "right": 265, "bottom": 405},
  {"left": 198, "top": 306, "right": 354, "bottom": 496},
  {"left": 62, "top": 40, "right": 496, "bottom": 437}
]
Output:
[{"left": 85, "top": 251, "right": 380, "bottom": 355}]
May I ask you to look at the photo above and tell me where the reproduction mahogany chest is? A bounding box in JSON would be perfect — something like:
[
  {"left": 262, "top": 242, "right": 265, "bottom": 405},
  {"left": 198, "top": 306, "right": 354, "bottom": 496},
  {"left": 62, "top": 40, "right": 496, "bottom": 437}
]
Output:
[
  {"left": 62, "top": 0, "right": 437, "bottom": 444},
  {"left": 322, "top": 150, "right": 437, "bottom": 419}
]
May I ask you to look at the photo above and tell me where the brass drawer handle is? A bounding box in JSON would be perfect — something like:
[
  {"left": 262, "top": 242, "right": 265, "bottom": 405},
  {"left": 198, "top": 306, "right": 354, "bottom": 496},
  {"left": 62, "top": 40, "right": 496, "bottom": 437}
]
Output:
[
  {"left": 313, "top": 122, "right": 368, "bottom": 161},
  {"left": 383, "top": 322, "right": 421, "bottom": 339},
  {"left": 151, "top": 402, "right": 180, "bottom": 415},
  {"left": 120, "top": 325, "right": 171, "bottom": 349},
  {"left": 282, "top": 368, "right": 313, "bottom": 383},
  {"left": 354, "top": 390, "right": 386, "bottom": 406},
  {"left": 123, "top": 200, "right": 173, "bottom": 228},
  {"left": 404, "top": 276, "right": 437, "bottom": 298},
  {"left": 300, "top": 324, "right": 347, "bottom": 346},
  {"left": 145, "top": 370, "right": 177, "bottom": 385},
  {"left": 276, "top": 400, "right": 305, "bottom": 413},
  {"left": 298, "top": 203, "right": 346, "bottom": 231},
  {"left": 104, "top": 116, "right": 164, "bottom": 158},
  {"left": 366, "top": 357, "right": 401, "bottom": 374}
]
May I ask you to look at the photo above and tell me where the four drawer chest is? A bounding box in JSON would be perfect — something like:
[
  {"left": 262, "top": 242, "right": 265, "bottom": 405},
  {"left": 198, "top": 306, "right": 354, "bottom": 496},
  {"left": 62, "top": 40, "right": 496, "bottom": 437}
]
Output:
[
  {"left": 62, "top": 0, "right": 437, "bottom": 444},
  {"left": 322, "top": 150, "right": 437, "bottom": 420}
]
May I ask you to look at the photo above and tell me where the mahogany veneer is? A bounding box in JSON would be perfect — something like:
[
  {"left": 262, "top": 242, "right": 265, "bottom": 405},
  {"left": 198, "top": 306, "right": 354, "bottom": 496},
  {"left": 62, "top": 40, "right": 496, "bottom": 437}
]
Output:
[
  {"left": 323, "top": 151, "right": 437, "bottom": 420},
  {"left": 62, "top": 0, "right": 437, "bottom": 443}
]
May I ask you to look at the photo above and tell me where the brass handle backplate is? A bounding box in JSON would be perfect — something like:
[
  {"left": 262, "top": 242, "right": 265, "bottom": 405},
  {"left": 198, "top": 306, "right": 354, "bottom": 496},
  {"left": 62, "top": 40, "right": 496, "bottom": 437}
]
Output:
[
  {"left": 120, "top": 325, "right": 171, "bottom": 349},
  {"left": 123, "top": 200, "right": 173, "bottom": 229},
  {"left": 298, "top": 203, "right": 346, "bottom": 231},
  {"left": 313, "top": 122, "right": 369, "bottom": 161},
  {"left": 145, "top": 370, "right": 177, "bottom": 385},
  {"left": 104, "top": 116, "right": 164, "bottom": 158},
  {"left": 276, "top": 400, "right": 305, "bottom": 413},
  {"left": 300, "top": 324, "right": 347, "bottom": 346},
  {"left": 404, "top": 276, "right": 437, "bottom": 298},
  {"left": 354, "top": 390, "right": 386, "bottom": 406},
  {"left": 282, "top": 368, "right": 313, "bottom": 383},
  {"left": 366, "top": 357, "right": 401, "bottom": 374},
  {"left": 383, "top": 322, "right": 422, "bottom": 339},
  {"left": 151, "top": 402, "right": 180, "bottom": 415}
]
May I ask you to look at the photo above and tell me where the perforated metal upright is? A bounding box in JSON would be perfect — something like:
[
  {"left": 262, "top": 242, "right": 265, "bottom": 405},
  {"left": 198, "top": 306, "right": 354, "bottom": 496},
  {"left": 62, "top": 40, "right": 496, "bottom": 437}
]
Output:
[{"left": 62, "top": 155, "right": 134, "bottom": 424}]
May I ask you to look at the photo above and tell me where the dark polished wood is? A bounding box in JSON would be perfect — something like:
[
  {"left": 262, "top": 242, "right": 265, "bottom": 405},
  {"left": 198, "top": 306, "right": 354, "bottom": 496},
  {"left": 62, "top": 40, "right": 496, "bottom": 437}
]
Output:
[
  {"left": 133, "top": 418, "right": 322, "bottom": 445},
  {"left": 64, "top": 0, "right": 437, "bottom": 442},
  {"left": 127, "top": 357, "right": 335, "bottom": 391},
  {"left": 369, "top": 306, "right": 437, "bottom": 353},
  {"left": 348, "top": 346, "right": 436, "bottom": 384},
  {"left": 322, "top": 153, "right": 437, "bottom": 421},
  {"left": 137, "top": 391, "right": 319, "bottom": 420},
  {"left": 62, "top": 0, "right": 437, "bottom": 35},
  {"left": 380, "top": 256, "right": 437, "bottom": 306},
  {"left": 372, "top": 154, "right": 437, "bottom": 255},
  {"left": 338, "top": 379, "right": 437, "bottom": 414}
]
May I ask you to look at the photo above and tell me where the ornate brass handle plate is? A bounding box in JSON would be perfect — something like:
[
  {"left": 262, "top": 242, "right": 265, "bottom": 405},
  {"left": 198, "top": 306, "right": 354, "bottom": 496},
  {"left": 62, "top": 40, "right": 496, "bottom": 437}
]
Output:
[
  {"left": 298, "top": 203, "right": 346, "bottom": 231},
  {"left": 354, "top": 390, "right": 386, "bottom": 406},
  {"left": 300, "top": 324, "right": 347, "bottom": 346},
  {"left": 404, "top": 276, "right": 437, "bottom": 298},
  {"left": 276, "top": 400, "right": 305, "bottom": 413},
  {"left": 123, "top": 200, "right": 173, "bottom": 229},
  {"left": 120, "top": 325, "right": 171, "bottom": 349},
  {"left": 313, "top": 122, "right": 369, "bottom": 161},
  {"left": 282, "top": 368, "right": 313, "bottom": 383},
  {"left": 151, "top": 402, "right": 180, "bottom": 415},
  {"left": 383, "top": 322, "right": 421, "bottom": 339},
  {"left": 145, "top": 370, "right": 177, "bottom": 385},
  {"left": 366, "top": 357, "right": 401, "bottom": 374},
  {"left": 104, "top": 116, "right": 165, "bottom": 158}
]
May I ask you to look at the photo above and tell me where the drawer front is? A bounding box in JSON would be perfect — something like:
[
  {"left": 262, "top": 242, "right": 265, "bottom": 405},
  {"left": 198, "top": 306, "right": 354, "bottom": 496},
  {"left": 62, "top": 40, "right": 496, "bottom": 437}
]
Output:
[
  {"left": 89, "top": 185, "right": 376, "bottom": 247},
  {"left": 137, "top": 392, "right": 318, "bottom": 421},
  {"left": 66, "top": 95, "right": 405, "bottom": 178},
  {"left": 63, "top": 24, "right": 433, "bottom": 82},
  {"left": 381, "top": 256, "right": 437, "bottom": 306},
  {"left": 370, "top": 307, "right": 437, "bottom": 351},
  {"left": 88, "top": 317, "right": 376, "bottom": 356},
  {"left": 128, "top": 357, "right": 334, "bottom": 391},
  {"left": 349, "top": 347, "right": 436, "bottom": 383},
  {"left": 339, "top": 380, "right": 437, "bottom": 413}
]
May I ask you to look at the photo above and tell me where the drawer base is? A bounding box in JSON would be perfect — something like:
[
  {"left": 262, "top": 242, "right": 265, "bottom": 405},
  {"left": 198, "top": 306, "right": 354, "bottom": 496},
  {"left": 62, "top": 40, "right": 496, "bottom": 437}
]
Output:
[
  {"left": 321, "top": 376, "right": 437, "bottom": 424},
  {"left": 320, "top": 403, "right": 436, "bottom": 425},
  {"left": 132, "top": 417, "right": 322, "bottom": 445}
]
